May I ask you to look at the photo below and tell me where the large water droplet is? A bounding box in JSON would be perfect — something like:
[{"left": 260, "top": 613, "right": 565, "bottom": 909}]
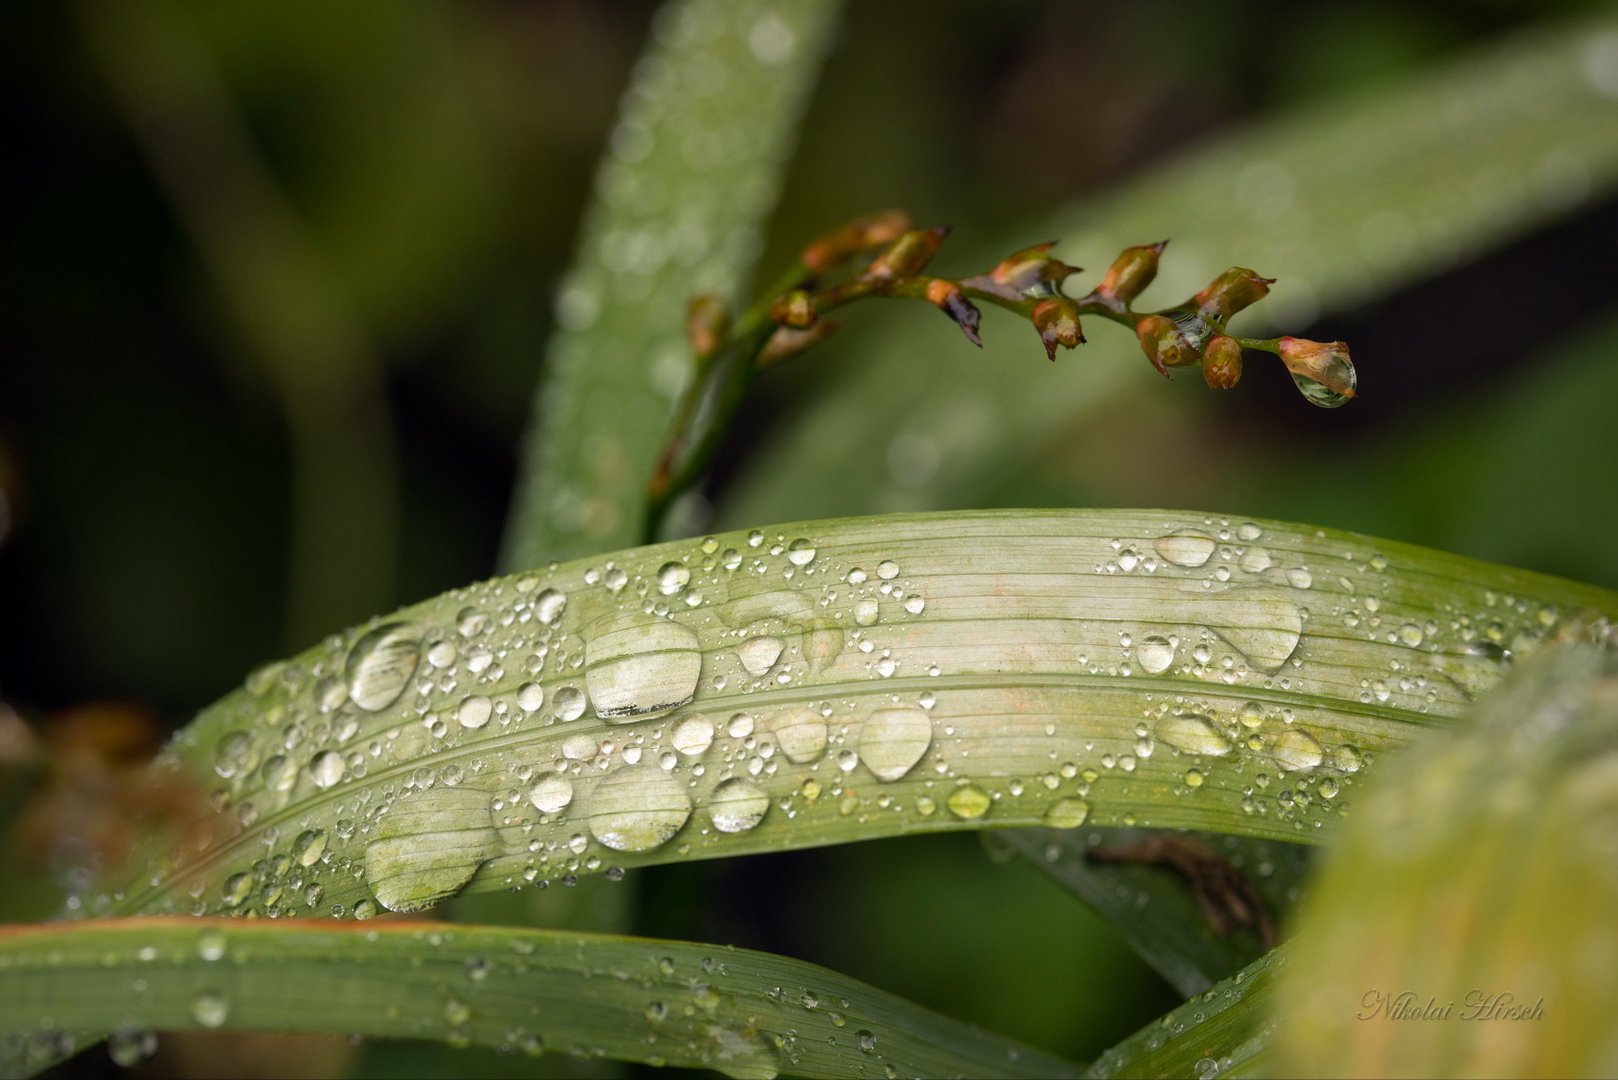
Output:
[
  {"left": 345, "top": 623, "right": 421, "bottom": 712},
  {"left": 585, "top": 612, "right": 703, "bottom": 720},
  {"left": 586, "top": 765, "right": 692, "bottom": 852},
  {"left": 1137, "top": 635, "right": 1177, "bottom": 674},
  {"left": 364, "top": 786, "right": 502, "bottom": 912},
  {"left": 771, "top": 709, "right": 828, "bottom": 763},
  {"left": 738, "top": 635, "right": 785, "bottom": 677},
  {"left": 1044, "top": 797, "right": 1090, "bottom": 828},
  {"left": 1206, "top": 589, "right": 1304, "bottom": 673},
  {"left": 1155, "top": 532, "right": 1216, "bottom": 568},
  {"left": 534, "top": 588, "right": 566, "bottom": 625},
  {"left": 456, "top": 695, "right": 493, "bottom": 730},
  {"left": 709, "top": 777, "right": 769, "bottom": 833},
  {"left": 656, "top": 561, "right": 691, "bottom": 596},
  {"left": 307, "top": 750, "right": 346, "bottom": 788},
  {"left": 1291, "top": 357, "right": 1356, "bottom": 408},
  {"left": 1156, "top": 714, "right": 1234, "bottom": 757},
  {"left": 858, "top": 708, "right": 933, "bottom": 782},
  {"left": 1271, "top": 728, "right": 1324, "bottom": 771},
  {"left": 554, "top": 686, "right": 587, "bottom": 721},
  {"left": 529, "top": 773, "right": 574, "bottom": 814},
  {"left": 786, "top": 538, "right": 816, "bottom": 567}
]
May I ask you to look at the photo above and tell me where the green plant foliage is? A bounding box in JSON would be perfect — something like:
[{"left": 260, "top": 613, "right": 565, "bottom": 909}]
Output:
[
  {"left": 86, "top": 510, "right": 1614, "bottom": 924},
  {"left": 1272, "top": 639, "right": 1618, "bottom": 1078},
  {"left": 501, "top": 0, "right": 840, "bottom": 568},
  {"left": 0, "top": 918, "right": 1075, "bottom": 1079}
]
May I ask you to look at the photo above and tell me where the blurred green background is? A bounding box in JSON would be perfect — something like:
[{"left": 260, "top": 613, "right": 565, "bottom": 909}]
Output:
[{"left": 3, "top": 1, "right": 1617, "bottom": 1076}]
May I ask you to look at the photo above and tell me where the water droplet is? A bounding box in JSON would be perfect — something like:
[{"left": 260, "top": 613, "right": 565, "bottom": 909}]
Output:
[
  {"left": 197, "top": 932, "right": 226, "bottom": 961},
  {"left": 535, "top": 588, "right": 566, "bottom": 625},
  {"left": 1239, "top": 546, "right": 1273, "bottom": 574},
  {"left": 108, "top": 1029, "right": 158, "bottom": 1068},
  {"left": 307, "top": 750, "right": 346, "bottom": 788},
  {"left": 671, "top": 714, "right": 715, "bottom": 756},
  {"left": 456, "top": 695, "right": 493, "bottom": 730},
  {"left": 1156, "top": 714, "right": 1233, "bottom": 757},
  {"left": 903, "top": 595, "right": 926, "bottom": 615},
  {"left": 213, "top": 731, "right": 253, "bottom": 779},
  {"left": 657, "top": 561, "right": 691, "bottom": 596},
  {"left": 854, "top": 600, "right": 880, "bottom": 627},
  {"left": 858, "top": 708, "right": 933, "bottom": 782},
  {"left": 190, "top": 991, "right": 229, "bottom": 1028},
  {"left": 345, "top": 623, "right": 421, "bottom": 712},
  {"left": 365, "top": 787, "right": 502, "bottom": 912},
  {"left": 529, "top": 773, "right": 574, "bottom": 814},
  {"left": 1291, "top": 357, "right": 1357, "bottom": 408},
  {"left": 856, "top": 1030, "right": 878, "bottom": 1053},
  {"left": 1398, "top": 623, "right": 1424, "bottom": 647},
  {"left": 554, "top": 686, "right": 587, "bottom": 721},
  {"left": 1155, "top": 532, "right": 1216, "bottom": 568},
  {"left": 771, "top": 709, "right": 828, "bottom": 763},
  {"left": 738, "top": 635, "right": 785, "bottom": 677},
  {"left": 587, "top": 765, "right": 692, "bottom": 852},
  {"left": 877, "top": 560, "right": 900, "bottom": 580},
  {"left": 293, "top": 828, "right": 327, "bottom": 867},
  {"left": 946, "top": 784, "right": 992, "bottom": 819},
  {"left": 709, "top": 777, "right": 769, "bottom": 833},
  {"left": 516, "top": 682, "right": 545, "bottom": 713},
  {"left": 1044, "top": 797, "right": 1090, "bottom": 828},
  {"left": 1272, "top": 728, "right": 1323, "bottom": 771},
  {"left": 786, "top": 538, "right": 816, "bottom": 567},
  {"left": 1206, "top": 589, "right": 1304, "bottom": 673},
  {"left": 1137, "top": 635, "right": 1176, "bottom": 674},
  {"left": 585, "top": 612, "right": 703, "bottom": 720},
  {"left": 1286, "top": 567, "right": 1313, "bottom": 590}
]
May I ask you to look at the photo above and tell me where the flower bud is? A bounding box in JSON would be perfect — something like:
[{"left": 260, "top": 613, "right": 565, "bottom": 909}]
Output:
[
  {"left": 1202, "top": 335, "right": 1243, "bottom": 389},
  {"left": 768, "top": 289, "right": 817, "bottom": 329},
  {"left": 801, "top": 210, "right": 914, "bottom": 272},
  {"left": 685, "top": 293, "right": 730, "bottom": 359},
  {"left": 925, "top": 279, "right": 982, "bottom": 346},
  {"left": 1135, "top": 313, "right": 1198, "bottom": 377},
  {"left": 758, "top": 319, "right": 842, "bottom": 368},
  {"left": 1031, "top": 298, "right": 1083, "bottom": 360},
  {"left": 1094, "top": 241, "right": 1167, "bottom": 309},
  {"left": 865, "top": 226, "right": 950, "bottom": 281},
  {"left": 1195, "top": 268, "right": 1274, "bottom": 321},
  {"left": 962, "top": 241, "right": 1079, "bottom": 300},
  {"left": 1278, "top": 337, "right": 1357, "bottom": 407}
]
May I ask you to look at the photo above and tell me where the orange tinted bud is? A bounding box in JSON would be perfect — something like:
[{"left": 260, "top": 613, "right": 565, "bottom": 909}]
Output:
[
  {"left": 1278, "top": 337, "right": 1357, "bottom": 406},
  {"left": 1095, "top": 241, "right": 1167, "bottom": 308},
  {"left": 925, "top": 279, "right": 982, "bottom": 346},
  {"left": 1032, "top": 298, "right": 1083, "bottom": 360},
  {"left": 1135, "top": 314, "right": 1198, "bottom": 377},
  {"left": 758, "top": 319, "right": 842, "bottom": 368},
  {"left": 685, "top": 293, "right": 730, "bottom": 359},
  {"left": 1195, "top": 268, "right": 1274, "bottom": 321},
  {"left": 801, "top": 210, "right": 914, "bottom": 272},
  {"left": 1202, "top": 335, "right": 1243, "bottom": 389},
  {"left": 962, "top": 241, "right": 1079, "bottom": 301},
  {"left": 866, "top": 226, "right": 950, "bottom": 281},
  {"left": 769, "top": 289, "right": 817, "bottom": 329}
]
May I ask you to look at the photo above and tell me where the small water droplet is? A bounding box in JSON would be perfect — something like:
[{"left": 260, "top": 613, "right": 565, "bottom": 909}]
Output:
[
  {"left": 854, "top": 600, "right": 880, "bottom": 627},
  {"left": 709, "top": 777, "right": 769, "bottom": 833},
  {"left": 858, "top": 708, "right": 933, "bottom": 781},
  {"left": 554, "top": 686, "right": 587, "bottom": 721},
  {"left": 1239, "top": 546, "right": 1273, "bottom": 574},
  {"left": 1137, "top": 635, "right": 1176, "bottom": 674},
  {"left": 293, "top": 828, "right": 327, "bottom": 867},
  {"left": 456, "top": 695, "right": 493, "bottom": 730},
  {"left": 876, "top": 560, "right": 900, "bottom": 580},
  {"left": 108, "top": 1029, "right": 158, "bottom": 1068},
  {"left": 535, "top": 588, "right": 566, "bottom": 625},
  {"left": 771, "top": 709, "right": 828, "bottom": 763},
  {"left": 345, "top": 623, "right": 421, "bottom": 712},
  {"left": 1155, "top": 532, "right": 1216, "bottom": 568},
  {"left": 516, "top": 683, "right": 545, "bottom": 713},
  {"left": 903, "top": 595, "right": 926, "bottom": 615},
  {"left": 585, "top": 612, "right": 703, "bottom": 720},
  {"left": 1156, "top": 714, "right": 1234, "bottom": 757},
  {"left": 587, "top": 765, "right": 692, "bottom": 852},
  {"left": 657, "top": 561, "right": 691, "bottom": 596},
  {"left": 786, "top": 538, "right": 817, "bottom": 566},
  {"left": 1286, "top": 567, "right": 1314, "bottom": 589},
  {"left": 672, "top": 714, "right": 716, "bottom": 756},
  {"left": 190, "top": 991, "right": 229, "bottom": 1028},
  {"left": 1044, "top": 797, "right": 1090, "bottom": 828},
  {"left": 530, "top": 773, "right": 574, "bottom": 814},
  {"left": 946, "top": 784, "right": 991, "bottom": 819},
  {"left": 1271, "top": 728, "right": 1324, "bottom": 771},
  {"left": 307, "top": 750, "right": 346, "bottom": 788}
]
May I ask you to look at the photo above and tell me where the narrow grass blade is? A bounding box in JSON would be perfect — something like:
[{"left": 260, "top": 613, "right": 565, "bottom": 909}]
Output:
[
  {"left": 1084, "top": 950, "right": 1280, "bottom": 1080},
  {"left": 0, "top": 918, "right": 1075, "bottom": 1079},
  {"left": 500, "top": 0, "right": 840, "bottom": 568},
  {"left": 990, "top": 828, "right": 1310, "bottom": 998},
  {"left": 88, "top": 510, "right": 1617, "bottom": 921},
  {"left": 1272, "top": 639, "right": 1618, "bottom": 1078}
]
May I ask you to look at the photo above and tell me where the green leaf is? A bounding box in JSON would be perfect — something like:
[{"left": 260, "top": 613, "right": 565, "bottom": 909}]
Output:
[
  {"left": 1272, "top": 638, "right": 1618, "bottom": 1078},
  {"left": 989, "top": 828, "right": 1310, "bottom": 998},
  {"left": 500, "top": 0, "right": 841, "bottom": 568},
  {"left": 720, "top": 12, "right": 1618, "bottom": 528},
  {"left": 87, "top": 510, "right": 1615, "bottom": 921},
  {"left": 1083, "top": 949, "right": 1280, "bottom": 1080},
  {"left": 0, "top": 918, "right": 1075, "bottom": 1079}
]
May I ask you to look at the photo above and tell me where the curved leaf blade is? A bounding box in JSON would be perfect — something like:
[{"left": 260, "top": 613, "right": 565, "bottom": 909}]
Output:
[
  {"left": 92, "top": 510, "right": 1617, "bottom": 920},
  {"left": 0, "top": 918, "right": 1075, "bottom": 1079}
]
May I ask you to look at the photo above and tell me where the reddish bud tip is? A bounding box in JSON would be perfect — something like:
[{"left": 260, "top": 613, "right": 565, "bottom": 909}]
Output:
[
  {"left": 1032, "top": 297, "right": 1083, "bottom": 360},
  {"left": 758, "top": 319, "right": 842, "bottom": 368},
  {"left": 1195, "top": 267, "right": 1274, "bottom": 321},
  {"left": 925, "top": 279, "right": 982, "bottom": 347},
  {"left": 801, "top": 210, "right": 915, "bottom": 272},
  {"left": 964, "top": 242, "right": 1079, "bottom": 301},
  {"left": 769, "top": 289, "right": 817, "bottom": 329},
  {"left": 1095, "top": 241, "right": 1168, "bottom": 308},
  {"left": 1202, "top": 335, "right": 1243, "bottom": 390},
  {"left": 685, "top": 293, "right": 730, "bottom": 359},
  {"left": 866, "top": 226, "right": 950, "bottom": 280},
  {"left": 1135, "top": 313, "right": 1198, "bottom": 377}
]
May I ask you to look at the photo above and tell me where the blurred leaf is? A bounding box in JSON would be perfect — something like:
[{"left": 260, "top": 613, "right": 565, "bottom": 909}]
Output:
[
  {"left": 721, "top": 12, "right": 1618, "bottom": 528},
  {"left": 0, "top": 918, "right": 1076, "bottom": 1079},
  {"left": 989, "top": 828, "right": 1309, "bottom": 998},
  {"left": 1083, "top": 949, "right": 1279, "bottom": 1080},
  {"left": 1273, "top": 638, "right": 1618, "bottom": 1078},
  {"left": 83, "top": 510, "right": 1614, "bottom": 921},
  {"left": 501, "top": 0, "right": 841, "bottom": 568}
]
